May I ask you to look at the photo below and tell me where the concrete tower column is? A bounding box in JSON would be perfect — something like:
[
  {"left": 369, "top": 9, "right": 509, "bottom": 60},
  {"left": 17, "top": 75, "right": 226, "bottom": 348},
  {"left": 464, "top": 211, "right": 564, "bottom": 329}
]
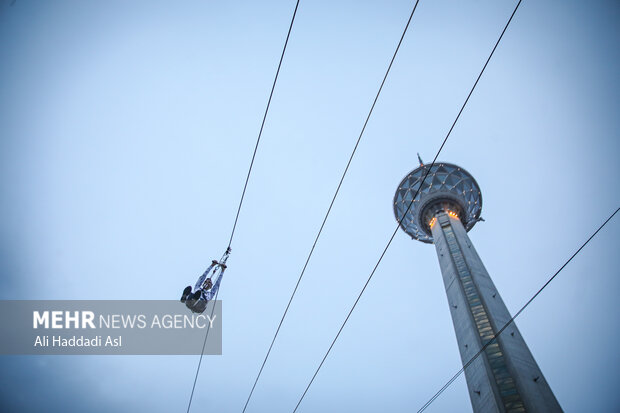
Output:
[
  {"left": 430, "top": 211, "right": 561, "bottom": 412},
  {"left": 393, "top": 161, "right": 562, "bottom": 412}
]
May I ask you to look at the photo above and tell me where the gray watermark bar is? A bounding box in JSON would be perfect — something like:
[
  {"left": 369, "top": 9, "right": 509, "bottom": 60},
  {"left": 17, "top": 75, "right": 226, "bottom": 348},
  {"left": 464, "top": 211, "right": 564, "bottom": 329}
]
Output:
[{"left": 0, "top": 300, "right": 222, "bottom": 355}]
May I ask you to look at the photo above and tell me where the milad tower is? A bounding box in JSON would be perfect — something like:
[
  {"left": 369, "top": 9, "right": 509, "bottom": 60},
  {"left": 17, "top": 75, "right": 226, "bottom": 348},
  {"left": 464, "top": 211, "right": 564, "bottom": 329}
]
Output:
[{"left": 393, "top": 158, "right": 562, "bottom": 412}]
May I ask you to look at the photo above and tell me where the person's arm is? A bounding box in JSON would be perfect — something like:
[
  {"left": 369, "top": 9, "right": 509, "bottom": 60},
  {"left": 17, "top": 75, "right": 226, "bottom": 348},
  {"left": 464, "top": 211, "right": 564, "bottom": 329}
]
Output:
[
  {"left": 203, "top": 267, "right": 225, "bottom": 301},
  {"left": 194, "top": 261, "right": 217, "bottom": 291}
]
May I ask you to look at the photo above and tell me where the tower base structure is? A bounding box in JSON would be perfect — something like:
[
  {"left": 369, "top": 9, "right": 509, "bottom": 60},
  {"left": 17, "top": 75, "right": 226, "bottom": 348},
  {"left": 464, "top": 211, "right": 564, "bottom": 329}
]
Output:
[{"left": 430, "top": 211, "right": 562, "bottom": 412}]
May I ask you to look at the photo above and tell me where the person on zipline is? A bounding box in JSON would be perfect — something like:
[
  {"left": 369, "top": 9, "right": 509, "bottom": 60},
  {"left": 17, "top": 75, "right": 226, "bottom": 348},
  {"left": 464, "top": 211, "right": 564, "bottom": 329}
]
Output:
[{"left": 181, "top": 260, "right": 226, "bottom": 313}]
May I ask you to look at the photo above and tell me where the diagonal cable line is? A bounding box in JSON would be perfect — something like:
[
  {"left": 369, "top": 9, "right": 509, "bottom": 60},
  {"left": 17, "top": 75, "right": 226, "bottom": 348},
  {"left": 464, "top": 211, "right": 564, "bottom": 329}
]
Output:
[
  {"left": 417, "top": 206, "right": 619, "bottom": 412},
  {"left": 291, "top": 1, "right": 523, "bottom": 411},
  {"left": 228, "top": 0, "right": 301, "bottom": 250},
  {"left": 241, "top": 1, "right": 422, "bottom": 411},
  {"left": 186, "top": 287, "right": 221, "bottom": 413},
  {"left": 186, "top": 1, "right": 300, "bottom": 411}
]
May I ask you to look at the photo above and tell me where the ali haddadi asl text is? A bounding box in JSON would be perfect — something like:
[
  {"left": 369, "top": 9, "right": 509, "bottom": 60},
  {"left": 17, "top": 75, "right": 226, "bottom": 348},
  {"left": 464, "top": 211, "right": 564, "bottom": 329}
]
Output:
[{"left": 34, "top": 335, "right": 122, "bottom": 348}]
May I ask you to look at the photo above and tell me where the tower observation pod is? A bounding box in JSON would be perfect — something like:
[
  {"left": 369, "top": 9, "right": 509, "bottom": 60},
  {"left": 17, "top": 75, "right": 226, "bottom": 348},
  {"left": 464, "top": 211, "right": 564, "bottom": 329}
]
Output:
[{"left": 394, "top": 160, "right": 562, "bottom": 413}]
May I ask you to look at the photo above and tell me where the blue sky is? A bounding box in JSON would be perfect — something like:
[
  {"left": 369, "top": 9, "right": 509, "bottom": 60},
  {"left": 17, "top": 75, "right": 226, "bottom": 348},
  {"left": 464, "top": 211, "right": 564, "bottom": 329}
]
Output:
[{"left": 1, "top": 0, "right": 619, "bottom": 412}]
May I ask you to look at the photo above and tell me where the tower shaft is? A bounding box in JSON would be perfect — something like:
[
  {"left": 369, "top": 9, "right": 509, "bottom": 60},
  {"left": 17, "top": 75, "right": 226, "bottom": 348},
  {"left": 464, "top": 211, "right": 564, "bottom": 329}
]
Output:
[{"left": 430, "top": 211, "right": 562, "bottom": 413}]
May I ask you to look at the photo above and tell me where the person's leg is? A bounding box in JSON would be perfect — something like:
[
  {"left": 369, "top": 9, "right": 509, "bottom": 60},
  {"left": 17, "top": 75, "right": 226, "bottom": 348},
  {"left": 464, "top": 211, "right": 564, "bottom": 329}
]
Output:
[
  {"left": 193, "top": 298, "right": 207, "bottom": 314},
  {"left": 180, "top": 286, "right": 192, "bottom": 302},
  {"left": 185, "top": 291, "right": 200, "bottom": 309},
  {"left": 187, "top": 296, "right": 207, "bottom": 313}
]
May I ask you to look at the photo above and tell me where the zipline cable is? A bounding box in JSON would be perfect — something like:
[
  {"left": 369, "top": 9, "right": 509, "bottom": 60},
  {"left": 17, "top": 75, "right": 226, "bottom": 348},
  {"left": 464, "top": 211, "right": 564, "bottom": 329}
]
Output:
[
  {"left": 186, "top": 287, "right": 221, "bottom": 413},
  {"left": 417, "top": 206, "right": 619, "bottom": 412},
  {"left": 227, "top": 0, "right": 300, "bottom": 250},
  {"left": 186, "top": 1, "right": 300, "bottom": 410},
  {"left": 241, "top": 1, "right": 422, "bottom": 411},
  {"left": 291, "top": 1, "right": 523, "bottom": 411},
  {"left": 186, "top": 248, "right": 230, "bottom": 412}
]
